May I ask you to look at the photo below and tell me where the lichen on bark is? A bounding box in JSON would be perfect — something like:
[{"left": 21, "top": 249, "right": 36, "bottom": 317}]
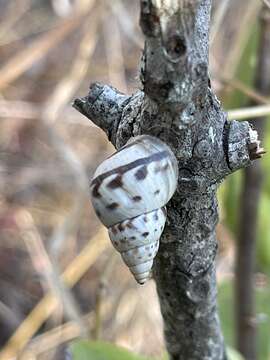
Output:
[{"left": 73, "top": 1, "right": 264, "bottom": 359}]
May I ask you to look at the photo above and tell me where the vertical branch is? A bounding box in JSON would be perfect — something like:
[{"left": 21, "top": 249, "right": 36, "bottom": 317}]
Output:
[
  {"left": 73, "top": 1, "right": 264, "bottom": 359},
  {"left": 235, "top": 6, "right": 270, "bottom": 360},
  {"left": 140, "top": 0, "right": 211, "bottom": 113}
]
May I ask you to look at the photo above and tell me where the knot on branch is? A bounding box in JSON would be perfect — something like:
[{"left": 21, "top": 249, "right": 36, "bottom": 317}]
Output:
[
  {"left": 139, "top": 0, "right": 211, "bottom": 110},
  {"left": 164, "top": 33, "right": 187, "bottom": 62}
]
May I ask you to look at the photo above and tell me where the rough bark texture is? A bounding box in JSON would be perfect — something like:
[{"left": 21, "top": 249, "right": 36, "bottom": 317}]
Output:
[
  {"left": 73, "top": 1, "right": 264, "bottom": 359},
  {"left": 235, "top": 6, "right": 270, "bottom": 360}
]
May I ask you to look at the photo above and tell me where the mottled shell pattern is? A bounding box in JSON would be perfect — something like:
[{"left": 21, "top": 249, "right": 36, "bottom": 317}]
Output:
[{"left": 90, "top": 135, "right": 178, "bottom": 284}]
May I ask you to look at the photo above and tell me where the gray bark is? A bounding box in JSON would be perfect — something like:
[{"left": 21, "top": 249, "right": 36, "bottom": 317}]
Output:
[
  {"left": 73, "top": 1, "right": 264, "bottom": 359},
  {"left": 235, "top": 6, "right": 270, "bottom": 360}
]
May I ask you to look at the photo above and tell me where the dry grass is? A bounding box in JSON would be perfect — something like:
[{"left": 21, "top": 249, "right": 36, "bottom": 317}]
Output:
[{"left": 0, "top": 1, "right": 265, "bottom": 359}]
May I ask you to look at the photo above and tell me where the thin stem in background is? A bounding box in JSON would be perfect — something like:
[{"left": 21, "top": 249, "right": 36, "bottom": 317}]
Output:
[
  {"left": 227, "top": 105, "right": 270, "bottom": 120},
  {"left": 0, "top": 227, "right": 107, "bottom": 360},
  {"left": 210, "top": 0, "right": 230, "bottom": 46},
  {"left": 219, "top": 76, "right": 270, "bottom": 105},
  {"left": 222, "top": 1, "right": 261, "bottom": 80},
  {"left": 235, "top": 5, "right": 270, "bottom": 360},
  {"left": 263, "top": 0, "right": 270, "bottom": 9},
  {"left": 92, "top": 252, "right": 117, "bottom": 340},
  {"left": 0, "top": 0, "right": 31, "bottom": 41},
  {"left": 42, "top": 2, "right": 99, "bottom": 124},
  {"left": 103, "top": 6, "right": 128, "bottom": 94},
  {"left": 0, "top": 15, "right": 87, "bottom": 91},
  {"left": 18, "top": 208, "right": 88, "bottom": 359}
]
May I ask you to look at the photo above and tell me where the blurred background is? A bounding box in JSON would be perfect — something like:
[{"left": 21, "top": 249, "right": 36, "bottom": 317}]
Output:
[{"left": 0, "top": 0, "right": 269, "bottom": 359}]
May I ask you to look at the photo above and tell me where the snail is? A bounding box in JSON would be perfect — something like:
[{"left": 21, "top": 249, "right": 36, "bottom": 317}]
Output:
[{"left": 90, "top": 135, "right": 178, "bottom": 284}]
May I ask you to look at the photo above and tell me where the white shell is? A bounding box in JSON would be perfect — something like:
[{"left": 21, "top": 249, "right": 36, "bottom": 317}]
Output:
[
  {"left": 90, "top": 135, "right": 178, "bottom": 284},
  {"left": 90, "top": 135, "right": 178, "bottom": 227}
]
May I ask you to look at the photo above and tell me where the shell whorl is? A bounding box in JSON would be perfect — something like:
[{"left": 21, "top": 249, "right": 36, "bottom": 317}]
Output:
[
  {"left": 109, "top": 207, "right": 167, "bottom": 284},
  {"left": 90, "top": 135, "right": 178, "bottom": 284}
]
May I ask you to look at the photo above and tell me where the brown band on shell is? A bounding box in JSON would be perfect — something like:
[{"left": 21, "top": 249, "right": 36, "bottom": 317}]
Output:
[
  {"left": 92, "top": 184, "right": 102, "bottom": 198},
  {"left": 91, "top": 150, "right": 170, "bottom": 186}
]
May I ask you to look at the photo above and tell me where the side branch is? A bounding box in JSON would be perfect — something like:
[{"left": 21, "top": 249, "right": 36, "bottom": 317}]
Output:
[
  {"left": 225, "top": 120, "right": 265, "bottom": 173},
  {"left": 73, "top": 83, "right": 130, "bottom": 143}
]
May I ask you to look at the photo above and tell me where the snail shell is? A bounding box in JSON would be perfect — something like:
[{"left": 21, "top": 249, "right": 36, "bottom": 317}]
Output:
[{"left": 90, "top": 135, "right": 178, "bottom": 284}]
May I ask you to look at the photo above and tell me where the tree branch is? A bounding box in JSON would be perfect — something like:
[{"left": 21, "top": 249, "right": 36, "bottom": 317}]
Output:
[
  {"left": 139, "top": 0, "right": 210, "bottom": 113},
  {"left": 73, "top": 1, "right": 264, "bottom": 359}
]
